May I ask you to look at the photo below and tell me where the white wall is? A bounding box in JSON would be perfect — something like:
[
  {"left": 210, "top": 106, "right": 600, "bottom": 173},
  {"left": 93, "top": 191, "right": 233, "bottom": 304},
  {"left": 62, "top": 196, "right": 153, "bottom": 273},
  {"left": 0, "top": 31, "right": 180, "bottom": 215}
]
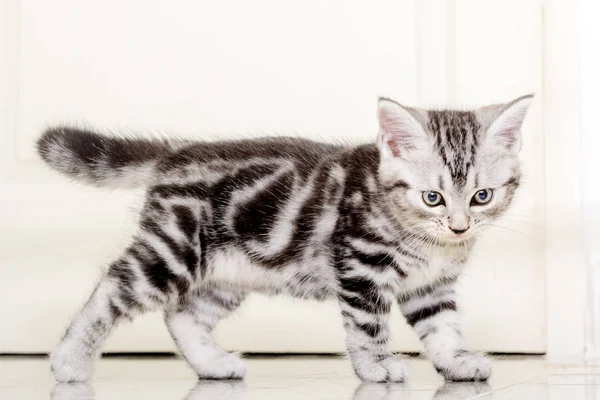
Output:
[
  {"left": 579, "top": 0, "right": 600, "bottom": 359},
  {"left": 542, "top": 0, "right": 600, "bottom": 359}
]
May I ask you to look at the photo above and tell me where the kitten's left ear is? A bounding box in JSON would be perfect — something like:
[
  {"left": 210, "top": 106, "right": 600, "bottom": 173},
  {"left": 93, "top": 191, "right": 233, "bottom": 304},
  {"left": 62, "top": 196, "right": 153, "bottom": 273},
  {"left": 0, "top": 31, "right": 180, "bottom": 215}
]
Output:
[{"left": 485, "top": 94, "right": 534, "bottom": 153}]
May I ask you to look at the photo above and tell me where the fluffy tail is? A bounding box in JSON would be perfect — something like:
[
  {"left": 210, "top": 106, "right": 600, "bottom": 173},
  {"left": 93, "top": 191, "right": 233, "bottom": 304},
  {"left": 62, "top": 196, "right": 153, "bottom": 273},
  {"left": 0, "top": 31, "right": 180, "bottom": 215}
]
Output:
[{"left": 36, "top": 126, "right": 183, "bottom": 188}]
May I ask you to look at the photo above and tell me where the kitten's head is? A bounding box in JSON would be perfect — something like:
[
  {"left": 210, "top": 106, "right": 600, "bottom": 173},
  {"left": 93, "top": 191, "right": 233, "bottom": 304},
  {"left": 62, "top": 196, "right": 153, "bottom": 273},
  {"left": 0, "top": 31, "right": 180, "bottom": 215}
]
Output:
[{"left": 376, "top": 95, "right": 533, "bottom": 244}]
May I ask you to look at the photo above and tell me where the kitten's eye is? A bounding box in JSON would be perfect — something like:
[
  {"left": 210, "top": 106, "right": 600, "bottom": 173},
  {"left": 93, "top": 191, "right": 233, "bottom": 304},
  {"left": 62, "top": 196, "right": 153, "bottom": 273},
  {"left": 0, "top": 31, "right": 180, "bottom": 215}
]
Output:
[
  {"left": 471, "top": 189, "right": 493, "bottom": 205},
  {"left": 422, "top": 191, "right": 444, "bottom": 207}
]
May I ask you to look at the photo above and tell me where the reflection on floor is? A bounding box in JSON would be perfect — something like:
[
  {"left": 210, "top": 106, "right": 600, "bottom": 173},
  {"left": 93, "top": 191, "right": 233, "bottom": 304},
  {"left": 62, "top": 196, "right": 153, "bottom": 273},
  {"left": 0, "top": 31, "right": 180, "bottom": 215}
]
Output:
[{"left": 2, "top": 355, "right": 600, "bottom": 399}]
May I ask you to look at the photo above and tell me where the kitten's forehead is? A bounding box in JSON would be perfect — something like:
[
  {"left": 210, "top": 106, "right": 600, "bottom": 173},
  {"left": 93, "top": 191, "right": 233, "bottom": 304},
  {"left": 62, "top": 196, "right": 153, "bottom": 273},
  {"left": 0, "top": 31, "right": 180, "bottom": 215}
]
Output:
[{"left": 425, "top": 110, "right": 481, "bottom": 185}]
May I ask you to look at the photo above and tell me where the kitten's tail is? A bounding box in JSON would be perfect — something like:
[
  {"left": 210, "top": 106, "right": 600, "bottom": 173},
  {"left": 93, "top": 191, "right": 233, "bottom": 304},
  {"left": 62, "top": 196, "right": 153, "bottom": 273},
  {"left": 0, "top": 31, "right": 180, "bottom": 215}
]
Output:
[{"left": 36, "top": 126, "right": 184, "bottom": 188}]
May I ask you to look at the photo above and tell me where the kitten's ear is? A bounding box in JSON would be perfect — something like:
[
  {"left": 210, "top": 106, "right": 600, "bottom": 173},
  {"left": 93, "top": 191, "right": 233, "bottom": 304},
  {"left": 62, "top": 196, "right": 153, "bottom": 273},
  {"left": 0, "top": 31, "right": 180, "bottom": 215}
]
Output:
[
  {"left": 485, "top": 94, "right": 534, "bottom": 153},
  {"left": 377, "top": 98, "right": 426, "bottom": 158}
]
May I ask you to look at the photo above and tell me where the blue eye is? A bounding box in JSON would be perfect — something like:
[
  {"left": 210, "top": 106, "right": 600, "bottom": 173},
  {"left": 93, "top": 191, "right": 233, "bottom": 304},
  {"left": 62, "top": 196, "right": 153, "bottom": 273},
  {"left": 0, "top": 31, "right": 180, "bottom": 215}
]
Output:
[
  {"left": 472, "top": 189, "right": 493, "bottom": 205},
  {"left": 422, "top": 191, "right": 444, "bottom": 207}
]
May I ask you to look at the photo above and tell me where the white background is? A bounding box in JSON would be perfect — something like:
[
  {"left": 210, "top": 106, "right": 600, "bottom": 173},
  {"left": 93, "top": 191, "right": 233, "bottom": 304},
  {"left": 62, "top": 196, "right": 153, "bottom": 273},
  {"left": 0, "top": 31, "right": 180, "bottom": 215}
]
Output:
[{"left": 1, "top": 0, "right": 588, "bottom": 356}]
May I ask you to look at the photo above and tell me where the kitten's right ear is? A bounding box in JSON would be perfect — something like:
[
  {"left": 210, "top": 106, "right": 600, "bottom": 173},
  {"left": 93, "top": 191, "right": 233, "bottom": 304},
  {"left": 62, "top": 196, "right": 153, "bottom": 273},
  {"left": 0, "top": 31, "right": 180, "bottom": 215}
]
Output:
[{"left": 377, "top": 97, "right": 426, "bottom": 159}]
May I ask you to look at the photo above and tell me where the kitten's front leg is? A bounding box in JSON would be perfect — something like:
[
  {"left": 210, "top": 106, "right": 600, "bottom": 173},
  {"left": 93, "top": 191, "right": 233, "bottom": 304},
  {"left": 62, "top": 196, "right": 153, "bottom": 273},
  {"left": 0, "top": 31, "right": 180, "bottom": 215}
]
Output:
[
  {"left": 399, "top": 282, "right": 491, "bottom": 381},
  {"left": 338, "top": 288, "right": 408, "bottom": 382}
]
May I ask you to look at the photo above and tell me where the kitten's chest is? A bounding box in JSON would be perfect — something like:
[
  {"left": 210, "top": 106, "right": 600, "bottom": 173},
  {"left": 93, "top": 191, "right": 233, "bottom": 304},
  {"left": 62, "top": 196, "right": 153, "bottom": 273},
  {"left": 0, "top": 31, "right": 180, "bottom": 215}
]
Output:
[{"left": 398, "top": 246, "right": 468, "bottom": 291}]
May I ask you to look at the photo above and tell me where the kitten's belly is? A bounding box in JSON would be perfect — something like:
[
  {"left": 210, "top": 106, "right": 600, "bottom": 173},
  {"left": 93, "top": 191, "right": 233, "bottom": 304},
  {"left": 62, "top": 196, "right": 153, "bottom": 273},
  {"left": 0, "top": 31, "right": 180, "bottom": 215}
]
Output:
[
  {"left": 205, "top": 246, "right": 467, "bottom": 299},
  {"left": 206, "top": 248, "right": 335, "bottom": 299}
]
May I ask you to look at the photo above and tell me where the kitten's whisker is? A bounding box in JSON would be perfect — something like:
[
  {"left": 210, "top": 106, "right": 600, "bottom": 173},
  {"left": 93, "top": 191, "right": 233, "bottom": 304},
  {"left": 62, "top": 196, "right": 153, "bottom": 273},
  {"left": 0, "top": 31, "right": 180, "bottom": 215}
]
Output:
[{"left": 486, "top": 223, "right": 536, "bottom": 240}]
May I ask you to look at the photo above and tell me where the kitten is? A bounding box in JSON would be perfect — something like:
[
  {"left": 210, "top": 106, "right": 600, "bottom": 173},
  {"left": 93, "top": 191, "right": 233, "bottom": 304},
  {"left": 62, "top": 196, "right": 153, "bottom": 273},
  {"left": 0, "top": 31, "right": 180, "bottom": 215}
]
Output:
[{"left": 37, "top": 95, "right": 532, "bottom": 383}]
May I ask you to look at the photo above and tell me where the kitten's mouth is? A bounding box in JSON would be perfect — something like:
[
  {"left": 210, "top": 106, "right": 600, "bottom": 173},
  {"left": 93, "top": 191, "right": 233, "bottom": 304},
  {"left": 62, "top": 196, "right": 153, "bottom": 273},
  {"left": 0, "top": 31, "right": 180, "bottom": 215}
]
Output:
[{"left": 442, "top": 231, "right": 475, "bottom": 244}]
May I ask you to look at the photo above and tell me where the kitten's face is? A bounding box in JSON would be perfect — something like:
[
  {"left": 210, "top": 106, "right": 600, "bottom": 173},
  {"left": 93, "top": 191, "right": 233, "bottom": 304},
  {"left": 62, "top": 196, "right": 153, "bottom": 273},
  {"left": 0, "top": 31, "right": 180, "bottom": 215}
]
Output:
[{"left": 377, "top": 96, "right": 532, "bottom": 244}]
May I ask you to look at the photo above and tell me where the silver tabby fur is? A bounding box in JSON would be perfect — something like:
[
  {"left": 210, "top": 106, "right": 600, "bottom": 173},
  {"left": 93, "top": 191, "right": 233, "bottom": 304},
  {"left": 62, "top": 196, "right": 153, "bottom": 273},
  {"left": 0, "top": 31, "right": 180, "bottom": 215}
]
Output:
[{"left": 37, "top": 95, "right": 533, "bottom": 383}]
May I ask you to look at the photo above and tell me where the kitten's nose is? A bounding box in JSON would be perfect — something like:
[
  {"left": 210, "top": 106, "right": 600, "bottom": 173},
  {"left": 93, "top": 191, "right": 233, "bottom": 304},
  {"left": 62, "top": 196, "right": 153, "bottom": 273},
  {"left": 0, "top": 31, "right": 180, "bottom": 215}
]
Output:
[
  {"left": 450, "top": 227, "right": 469, "bottom": 235},
  {"left": 448, "top": 213, "right": 470, "bottom": 235}
]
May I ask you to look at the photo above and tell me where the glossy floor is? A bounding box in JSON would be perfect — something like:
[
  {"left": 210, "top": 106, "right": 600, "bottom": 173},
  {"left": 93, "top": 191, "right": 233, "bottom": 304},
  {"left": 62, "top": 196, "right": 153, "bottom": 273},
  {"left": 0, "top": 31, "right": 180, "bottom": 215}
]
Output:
[{"left": 1, "top": 355, "right": 599, "bottom": 399}]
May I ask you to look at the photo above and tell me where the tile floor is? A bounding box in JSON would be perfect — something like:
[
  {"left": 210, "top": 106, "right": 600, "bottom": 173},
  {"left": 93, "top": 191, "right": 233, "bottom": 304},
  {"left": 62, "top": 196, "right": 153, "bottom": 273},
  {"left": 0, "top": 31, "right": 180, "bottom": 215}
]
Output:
[{"left": 1, "top": 355, "right": 599, "bottom": 399}]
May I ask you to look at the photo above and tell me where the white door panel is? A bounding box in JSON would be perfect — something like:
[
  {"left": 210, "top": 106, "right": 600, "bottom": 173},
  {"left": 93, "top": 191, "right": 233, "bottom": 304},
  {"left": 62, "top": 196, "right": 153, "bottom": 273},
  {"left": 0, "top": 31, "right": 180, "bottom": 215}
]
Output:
[{"left": 0, "top": 0, "right": 545, "bottom": 353}]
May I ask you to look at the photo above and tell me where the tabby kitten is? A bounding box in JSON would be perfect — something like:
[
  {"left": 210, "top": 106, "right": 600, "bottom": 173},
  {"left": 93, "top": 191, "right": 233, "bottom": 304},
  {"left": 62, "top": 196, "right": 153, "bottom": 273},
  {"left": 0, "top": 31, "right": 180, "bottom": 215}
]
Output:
[{"left": 37, "top": 95, "right": 532, "bottom": 383}]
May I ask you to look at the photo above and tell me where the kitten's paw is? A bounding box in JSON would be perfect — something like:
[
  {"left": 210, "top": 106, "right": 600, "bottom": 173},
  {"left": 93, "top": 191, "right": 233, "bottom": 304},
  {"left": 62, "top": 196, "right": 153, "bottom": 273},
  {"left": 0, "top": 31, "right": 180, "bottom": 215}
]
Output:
[
  {"left": 436, "top": 352, "right": 491, "bottom": 382},
  {"left": 195, "top": 352, "right": 247, "bottom": 380},
  {"left": 50, "top": 345, "right": 94, "bottom": 382},
  {"left": 355, "top": 363, "right": 388, "bottom": 383},
  {"left": 51, "top": 383, "right": 95, "bottom": 400},
  {"left": 380, "top": 356, "right": 409, "bottom": 382},
  {"left": 354, "top": 356, "right": 408, "bottom": 383}
]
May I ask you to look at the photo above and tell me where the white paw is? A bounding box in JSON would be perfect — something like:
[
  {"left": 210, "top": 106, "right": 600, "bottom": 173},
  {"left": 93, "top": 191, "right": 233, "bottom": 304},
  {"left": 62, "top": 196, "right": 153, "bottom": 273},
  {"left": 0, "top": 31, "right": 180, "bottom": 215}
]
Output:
[
  {"left": 194, "top": 352, "right": 247, "bottom": 380},
  {"left": 436, "top": 352, "right": 491, "bottom": 381},
  {"left": 380, "top": 356, "right": 409, "bottom": 382},
  {"left": 354, "top": 356, "right": 408, "bottom": 383},
  {"left": 51, "top": 383, "right": 95, "bottom": 400},
  {"left": 50, "top": 344, "right": 95, "bottom": 383}
]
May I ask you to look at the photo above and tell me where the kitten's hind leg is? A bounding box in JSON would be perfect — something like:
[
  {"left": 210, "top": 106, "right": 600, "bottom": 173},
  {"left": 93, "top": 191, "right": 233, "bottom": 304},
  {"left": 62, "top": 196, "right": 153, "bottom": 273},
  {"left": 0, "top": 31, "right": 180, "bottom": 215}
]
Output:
[
  {"left": 50, "top": 277, "right": 131, "bottom": 382},
  {"left": 51, "top": 194, "right": 203, "bottom": 383},
  {"left": 51, "top": 240, "right": 170, "bottom": 382},
  {"left": 166, "top": 287, "right": 247, "bottom": 380}
]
